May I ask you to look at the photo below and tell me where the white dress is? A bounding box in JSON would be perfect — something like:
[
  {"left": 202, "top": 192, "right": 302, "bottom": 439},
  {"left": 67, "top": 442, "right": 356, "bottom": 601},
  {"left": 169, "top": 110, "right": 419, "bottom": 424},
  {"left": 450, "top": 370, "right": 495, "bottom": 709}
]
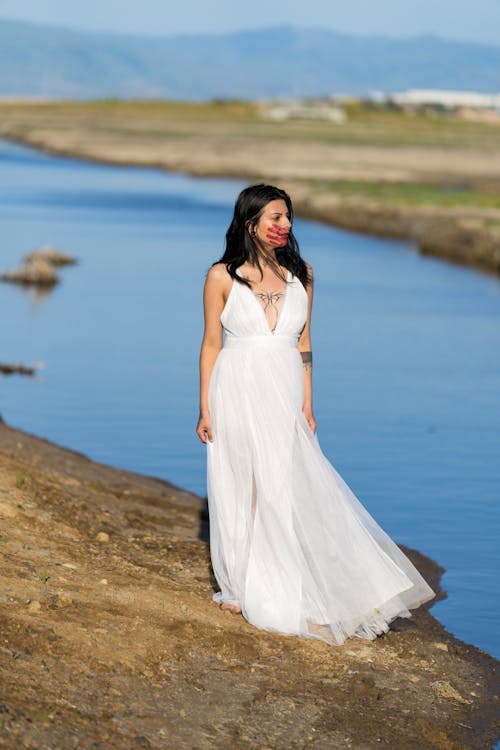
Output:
[{"left": 206, "top": 267, "right": 436, "bottom": 645}]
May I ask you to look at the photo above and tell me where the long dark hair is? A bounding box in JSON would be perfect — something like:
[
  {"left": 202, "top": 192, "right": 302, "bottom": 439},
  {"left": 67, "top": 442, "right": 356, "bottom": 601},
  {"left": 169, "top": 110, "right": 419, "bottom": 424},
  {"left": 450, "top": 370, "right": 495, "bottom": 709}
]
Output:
[{"left": 213, "top": 184, "right": 311, "bottom": 289}]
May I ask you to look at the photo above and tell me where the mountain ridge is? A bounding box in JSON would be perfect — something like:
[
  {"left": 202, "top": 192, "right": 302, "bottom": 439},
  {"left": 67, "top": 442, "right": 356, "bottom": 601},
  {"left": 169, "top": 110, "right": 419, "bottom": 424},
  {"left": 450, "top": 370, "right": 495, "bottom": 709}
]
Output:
[{"left": 2, "top": 18, "right": 499, "bottom": 100}]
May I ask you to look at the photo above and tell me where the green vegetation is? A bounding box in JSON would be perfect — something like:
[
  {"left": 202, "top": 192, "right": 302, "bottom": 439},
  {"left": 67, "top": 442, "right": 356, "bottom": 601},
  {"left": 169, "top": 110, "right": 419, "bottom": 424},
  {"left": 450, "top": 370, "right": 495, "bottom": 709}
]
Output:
[
  {"left": 311, "top": 179, "right": 500, "bottom": 210},
  {"left": 1, "top": 99, "right": 499, "bottom": 150},
  {"left": 483, "top": 217, "right": 500, "bottom": 228}
]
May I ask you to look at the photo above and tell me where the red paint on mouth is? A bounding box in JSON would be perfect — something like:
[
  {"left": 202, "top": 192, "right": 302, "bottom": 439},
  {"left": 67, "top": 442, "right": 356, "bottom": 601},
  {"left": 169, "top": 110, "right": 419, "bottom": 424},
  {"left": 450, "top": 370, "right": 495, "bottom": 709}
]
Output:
[
  {"left": 266, "top": 237, "right": 289, "bottom": 247},
  {"left": 265, "top": 224, "right": 289, "bottom": 246}
]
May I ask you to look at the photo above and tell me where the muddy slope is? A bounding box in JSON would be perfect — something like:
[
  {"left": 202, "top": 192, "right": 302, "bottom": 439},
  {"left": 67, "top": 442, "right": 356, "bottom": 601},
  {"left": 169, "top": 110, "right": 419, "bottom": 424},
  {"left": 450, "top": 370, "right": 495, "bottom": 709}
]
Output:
[{"left": 0, "top": 417, "right": 498, "bottom": 749}]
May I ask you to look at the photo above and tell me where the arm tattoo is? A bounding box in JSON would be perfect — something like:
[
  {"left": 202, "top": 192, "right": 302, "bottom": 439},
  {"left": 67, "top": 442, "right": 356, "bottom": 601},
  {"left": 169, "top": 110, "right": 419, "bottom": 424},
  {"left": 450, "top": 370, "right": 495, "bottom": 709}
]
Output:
[{"left": 301, "top": 351, "right": 312, "bottom": 371}]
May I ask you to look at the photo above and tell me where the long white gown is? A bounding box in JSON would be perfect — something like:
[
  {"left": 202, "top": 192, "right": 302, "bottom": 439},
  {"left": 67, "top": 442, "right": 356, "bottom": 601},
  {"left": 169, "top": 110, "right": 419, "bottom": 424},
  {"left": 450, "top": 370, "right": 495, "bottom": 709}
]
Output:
[{"left": 206, "top": 267, "right": 436, "bottom": 645}]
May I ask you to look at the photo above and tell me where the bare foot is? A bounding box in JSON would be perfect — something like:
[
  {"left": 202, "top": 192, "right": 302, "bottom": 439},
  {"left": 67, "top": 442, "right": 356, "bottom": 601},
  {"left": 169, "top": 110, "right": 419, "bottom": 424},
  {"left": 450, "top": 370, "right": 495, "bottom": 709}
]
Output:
[{"left": 219, "top": 603, "right": 242, "bottom": 614}]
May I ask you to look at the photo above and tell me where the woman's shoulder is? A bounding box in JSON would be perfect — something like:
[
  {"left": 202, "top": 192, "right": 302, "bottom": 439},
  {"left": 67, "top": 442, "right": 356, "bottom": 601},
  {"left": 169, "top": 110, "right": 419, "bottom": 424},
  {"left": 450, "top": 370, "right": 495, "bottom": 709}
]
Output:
[
  {"left": 205, "top": 263, "right": 233, "bottom": 295},
  {"left": 206, "top": 262, "right": 231, "bottom": 281}
]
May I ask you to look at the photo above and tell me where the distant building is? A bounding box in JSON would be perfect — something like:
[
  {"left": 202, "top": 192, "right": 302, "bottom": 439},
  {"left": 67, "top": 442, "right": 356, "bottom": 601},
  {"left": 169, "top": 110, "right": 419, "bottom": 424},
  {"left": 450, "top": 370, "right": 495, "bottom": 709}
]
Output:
[
  {"left": 259, "top": 99, "right": 346, "bottom": 123},
  {"left": 386, "top": 88, "right": 500, "bottom": 111}
]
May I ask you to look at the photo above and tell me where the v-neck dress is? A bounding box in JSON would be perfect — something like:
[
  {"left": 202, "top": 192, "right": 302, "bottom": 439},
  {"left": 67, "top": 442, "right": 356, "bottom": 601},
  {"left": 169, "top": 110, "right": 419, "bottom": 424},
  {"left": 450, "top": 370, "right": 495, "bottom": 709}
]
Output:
[{"left": 206, "top": 266, "right": 435, "bottom": 645}]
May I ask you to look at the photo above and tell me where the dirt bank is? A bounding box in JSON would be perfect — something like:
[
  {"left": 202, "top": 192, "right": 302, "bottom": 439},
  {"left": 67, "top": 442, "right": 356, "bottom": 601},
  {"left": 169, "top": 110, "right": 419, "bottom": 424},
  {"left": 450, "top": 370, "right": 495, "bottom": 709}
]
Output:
[
  {"left": 0, "top": 100, "right": 499, "bottom": 277},
  {"left": 288, "top": 183, "right": 500, "bottom": 277},
  {"left": 0, "top": 416, "right": 498, "bottom": 749}
]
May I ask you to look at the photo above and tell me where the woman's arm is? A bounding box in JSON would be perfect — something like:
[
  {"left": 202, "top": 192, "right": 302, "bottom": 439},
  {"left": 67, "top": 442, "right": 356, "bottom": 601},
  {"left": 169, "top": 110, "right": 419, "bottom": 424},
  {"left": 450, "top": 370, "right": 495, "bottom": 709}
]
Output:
[
  {"left": 196, "top": 264, "right": 228, "bottom": 444},
  {"left": 297, "top": 262, "right": 316, "bottom": 434}
]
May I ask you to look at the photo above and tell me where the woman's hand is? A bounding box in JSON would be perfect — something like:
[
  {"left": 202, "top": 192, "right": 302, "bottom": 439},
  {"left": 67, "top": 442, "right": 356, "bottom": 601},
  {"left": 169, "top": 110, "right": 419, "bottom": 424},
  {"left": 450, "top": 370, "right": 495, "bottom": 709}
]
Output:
[
  {"left": 265, "top": 223, "right": 289, "bottom": 247},
  {"left": 302, "top": 405, "right": 317, "bottom": 434},
  {"left": 196, "top": 410, "right": 213, "bottom": 444}
]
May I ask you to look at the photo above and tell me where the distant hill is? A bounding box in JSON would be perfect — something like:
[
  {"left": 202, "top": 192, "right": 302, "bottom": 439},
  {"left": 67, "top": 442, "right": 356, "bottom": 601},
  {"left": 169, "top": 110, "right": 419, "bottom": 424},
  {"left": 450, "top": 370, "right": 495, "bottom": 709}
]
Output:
[{"left": 1, "top": 19, "right": 499, "bottom": 100}]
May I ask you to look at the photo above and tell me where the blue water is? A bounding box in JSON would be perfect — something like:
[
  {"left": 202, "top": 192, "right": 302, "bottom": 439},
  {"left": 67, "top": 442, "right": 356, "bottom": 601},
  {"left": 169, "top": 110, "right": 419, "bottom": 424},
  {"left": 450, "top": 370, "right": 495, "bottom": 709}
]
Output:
[{"left": 1, "top": 139, "right": 499, "bottom": 660}]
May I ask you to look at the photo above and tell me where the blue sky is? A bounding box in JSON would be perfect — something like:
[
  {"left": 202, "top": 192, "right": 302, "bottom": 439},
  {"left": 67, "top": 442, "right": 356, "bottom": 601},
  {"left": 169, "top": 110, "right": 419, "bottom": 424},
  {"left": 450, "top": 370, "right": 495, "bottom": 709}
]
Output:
[{"left": 0, "top": 0, "right": 498, "bottom": 45}]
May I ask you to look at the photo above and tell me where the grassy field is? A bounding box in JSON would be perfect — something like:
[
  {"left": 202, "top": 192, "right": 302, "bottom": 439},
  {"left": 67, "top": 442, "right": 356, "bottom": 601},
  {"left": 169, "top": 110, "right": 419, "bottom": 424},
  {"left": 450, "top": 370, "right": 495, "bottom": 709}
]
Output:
[
  {"left": 312, "top": 178, "right": 500, "bottom": 210},
  {"left": 3, "top": 98, "right": 500, "bottom": 149},
  {"left": 1, "top": 99, "right": 499, "bottom": 204}
]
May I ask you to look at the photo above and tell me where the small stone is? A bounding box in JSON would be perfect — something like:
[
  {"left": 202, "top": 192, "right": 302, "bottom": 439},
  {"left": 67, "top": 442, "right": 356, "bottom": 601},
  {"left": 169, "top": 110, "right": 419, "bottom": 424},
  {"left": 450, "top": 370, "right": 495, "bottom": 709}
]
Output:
[
  {"left": 433, "top": 642, "right": 449, "bottom": 651},
  {"left": 100, "top": 578, "right": 108, "bottom": 585},
  {"left": 96, "top": 532, "right": 110, "bottom": 543},
  {"left": 431, "top": 680, "right": 471, "bottom": 704},
  {"left": 28, "top": 600, "right": 41, "bottom": 612},
  {"left": 57, "top": 593, "right": 73, "bottom": 606},
  {"left": 179, "top": 708, "right": 186, "bottom": 718}
]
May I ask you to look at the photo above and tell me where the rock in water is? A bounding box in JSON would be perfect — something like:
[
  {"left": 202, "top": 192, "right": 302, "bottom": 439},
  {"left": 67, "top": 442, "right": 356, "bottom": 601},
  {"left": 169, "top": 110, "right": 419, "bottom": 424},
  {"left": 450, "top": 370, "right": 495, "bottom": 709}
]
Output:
[
  {"left": 1, "top": 257, "right": 60, "bottom": 286},
  {"left": 23, "top": 245, "right": 78, "bottom": 267},
  {"left": 0, "top": 363, "right": 36, "bottom": 376}
]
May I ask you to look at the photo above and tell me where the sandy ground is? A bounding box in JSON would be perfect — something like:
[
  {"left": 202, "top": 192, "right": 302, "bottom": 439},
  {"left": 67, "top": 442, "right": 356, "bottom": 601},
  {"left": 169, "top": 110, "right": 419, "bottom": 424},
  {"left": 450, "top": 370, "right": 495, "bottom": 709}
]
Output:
[
  {"left": 0, "top": 416, "right": 498, "bottom": 749},
  {"left": 5, "top": 128, "right": 500, "bottom": 182}
]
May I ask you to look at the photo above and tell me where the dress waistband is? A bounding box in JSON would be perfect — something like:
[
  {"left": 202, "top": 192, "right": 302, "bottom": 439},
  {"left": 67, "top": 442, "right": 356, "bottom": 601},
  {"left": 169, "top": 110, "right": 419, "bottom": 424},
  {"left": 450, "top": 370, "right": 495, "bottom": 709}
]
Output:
[{"left": 223, "top": 334, "right": 298, "bottom": 350}]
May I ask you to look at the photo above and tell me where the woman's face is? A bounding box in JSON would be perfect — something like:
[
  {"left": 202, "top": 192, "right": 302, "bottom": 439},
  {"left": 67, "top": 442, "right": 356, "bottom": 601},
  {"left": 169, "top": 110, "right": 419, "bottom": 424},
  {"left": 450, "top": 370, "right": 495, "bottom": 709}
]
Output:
[{"left": 251, "top": 199, "right": 292, "bottom": 250}]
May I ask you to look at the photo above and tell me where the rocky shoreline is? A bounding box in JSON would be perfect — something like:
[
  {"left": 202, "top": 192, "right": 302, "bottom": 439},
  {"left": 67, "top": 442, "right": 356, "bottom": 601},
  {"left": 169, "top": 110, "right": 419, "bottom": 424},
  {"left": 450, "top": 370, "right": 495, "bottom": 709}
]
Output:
[{"left": 0, "top": 416, "right": 498, "bottom": 749}]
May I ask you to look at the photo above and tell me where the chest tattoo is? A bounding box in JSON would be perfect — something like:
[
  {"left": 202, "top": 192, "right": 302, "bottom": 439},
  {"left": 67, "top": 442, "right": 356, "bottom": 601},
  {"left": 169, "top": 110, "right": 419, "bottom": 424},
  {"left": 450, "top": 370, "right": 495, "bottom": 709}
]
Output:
[{"left": 254, "top": 290, "right": 285, "bottom": 331}]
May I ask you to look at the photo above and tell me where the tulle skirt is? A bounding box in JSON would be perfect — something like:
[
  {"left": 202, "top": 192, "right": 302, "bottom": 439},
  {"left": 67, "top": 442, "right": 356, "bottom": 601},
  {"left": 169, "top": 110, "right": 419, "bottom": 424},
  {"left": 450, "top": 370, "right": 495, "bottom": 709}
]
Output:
[{"left": 206, "top": 336, "right": 435, "bottom": 645}]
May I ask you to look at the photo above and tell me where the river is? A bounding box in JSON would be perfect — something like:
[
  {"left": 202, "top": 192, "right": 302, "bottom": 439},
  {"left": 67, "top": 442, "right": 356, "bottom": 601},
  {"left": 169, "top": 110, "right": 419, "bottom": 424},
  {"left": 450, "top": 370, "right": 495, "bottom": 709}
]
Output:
[{"left": 1, "top": 138, "right": 499, "bottom": 660}]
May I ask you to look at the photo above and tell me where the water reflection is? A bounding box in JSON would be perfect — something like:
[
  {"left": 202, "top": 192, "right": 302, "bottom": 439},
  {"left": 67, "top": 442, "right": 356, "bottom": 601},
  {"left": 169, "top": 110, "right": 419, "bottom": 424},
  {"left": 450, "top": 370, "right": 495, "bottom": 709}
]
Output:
[{"left": 16, "top": 286, "right": 56, "bottom": 305}]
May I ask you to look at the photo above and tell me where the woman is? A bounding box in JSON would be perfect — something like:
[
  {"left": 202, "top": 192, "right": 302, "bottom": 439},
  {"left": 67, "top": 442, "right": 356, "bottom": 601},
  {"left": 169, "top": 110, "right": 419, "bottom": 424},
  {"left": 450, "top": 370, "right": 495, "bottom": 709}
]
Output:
[{"left": 196, "top": 184, "right": 435, "bottom": 646}]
